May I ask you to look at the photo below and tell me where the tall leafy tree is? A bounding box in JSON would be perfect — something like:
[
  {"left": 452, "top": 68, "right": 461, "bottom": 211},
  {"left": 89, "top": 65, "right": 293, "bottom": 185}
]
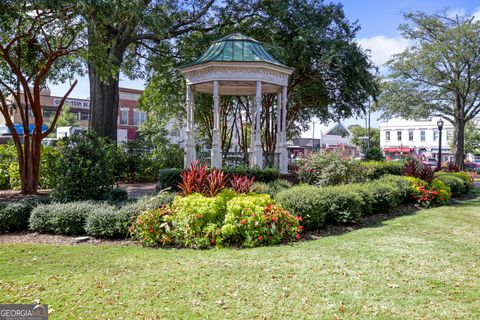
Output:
[
  {"left": 77, "top": 0, "right": 219, "bottom": 140},
  {"left": 380, "top": 11, "right": 480, "bottom": 168},
  {"left": 0, "top": 0, "right": 83, "bottom": 194}
]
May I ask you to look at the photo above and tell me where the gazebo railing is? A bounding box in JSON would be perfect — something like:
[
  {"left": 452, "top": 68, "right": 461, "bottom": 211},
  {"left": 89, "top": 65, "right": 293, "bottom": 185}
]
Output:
[
  {"left": 222, "top": 152, "right": 249, "bottom": 168},
  {"left": 263, "top": 152, "right": 279, "bottom": 168},
  {"left": 196, "top": 151, "right": 280, "bottom": 169}
]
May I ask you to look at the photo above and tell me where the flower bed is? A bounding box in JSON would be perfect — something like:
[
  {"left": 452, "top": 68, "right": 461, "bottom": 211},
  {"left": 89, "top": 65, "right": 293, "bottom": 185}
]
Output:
[{"left": 131, "top": 162, "right": 301, "bottom": 248}]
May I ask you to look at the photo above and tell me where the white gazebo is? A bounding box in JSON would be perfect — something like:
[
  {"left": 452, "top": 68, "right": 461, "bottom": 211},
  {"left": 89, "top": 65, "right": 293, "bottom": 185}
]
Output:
[{"left": 179, "top": 33, "right": 293, "bottom": 173}]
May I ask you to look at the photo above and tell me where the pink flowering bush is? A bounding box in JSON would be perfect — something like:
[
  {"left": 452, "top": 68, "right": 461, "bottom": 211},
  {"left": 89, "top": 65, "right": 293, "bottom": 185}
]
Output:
[{"left": 297, "top": 150, "right": 367, "bottom": 186}]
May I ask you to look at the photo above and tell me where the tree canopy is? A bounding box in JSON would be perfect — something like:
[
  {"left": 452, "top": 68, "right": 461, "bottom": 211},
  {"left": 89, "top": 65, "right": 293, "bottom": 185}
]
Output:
[
  {"left": 380, "top": 11, "right": 480, "bottom": 167},
  {"left": 140, "top": 0, "right": 378, "bottom": 151}
]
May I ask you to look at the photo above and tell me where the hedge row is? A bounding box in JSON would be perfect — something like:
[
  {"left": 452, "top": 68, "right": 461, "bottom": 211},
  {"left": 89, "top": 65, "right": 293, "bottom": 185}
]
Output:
[
  {"left": 361, "top": 161, "right": 406, "bottom": 180},
  {"left": 275, "top": 175, "right": 412, "bottom": 230},
  {"left": 0, "top": 197, "right": 50, "bottom": 233},
  {"left": 25, "top": 192, "right": 176, "bottom": 238},
  {"left": 434, "top": 171, "right": 473, "bottom": 195},
  {"left": 157, "top": 166, "right": 280, "bottom": 191}
]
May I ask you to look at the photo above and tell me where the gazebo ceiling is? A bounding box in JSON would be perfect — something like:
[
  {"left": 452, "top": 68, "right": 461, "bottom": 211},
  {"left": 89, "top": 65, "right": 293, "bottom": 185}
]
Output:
[{"left": 180, "top": 33, "right": 293, "bottom": 96}]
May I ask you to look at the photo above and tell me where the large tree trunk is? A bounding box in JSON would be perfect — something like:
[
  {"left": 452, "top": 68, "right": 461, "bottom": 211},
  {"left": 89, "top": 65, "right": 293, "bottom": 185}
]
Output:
[
  {"left": 88, "top": 64, "right": 119, "bottom": 141},
  {"left": 16, "top": 139, "right": 41, "bottom": 194},
  {"left": 453, "top": 118, "right": 465, "bottom": 169}
]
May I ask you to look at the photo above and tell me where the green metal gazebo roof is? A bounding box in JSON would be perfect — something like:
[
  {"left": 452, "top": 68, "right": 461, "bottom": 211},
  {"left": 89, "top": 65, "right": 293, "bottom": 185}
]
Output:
[{"left": 184, "top": 33, "right": 291, "bottom": 69}]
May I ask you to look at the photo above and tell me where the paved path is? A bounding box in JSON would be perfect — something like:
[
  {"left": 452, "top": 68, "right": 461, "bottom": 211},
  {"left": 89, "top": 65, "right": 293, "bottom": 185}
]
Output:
[{"left": 119, "top": 182, "right": 157, "bottom": 199}]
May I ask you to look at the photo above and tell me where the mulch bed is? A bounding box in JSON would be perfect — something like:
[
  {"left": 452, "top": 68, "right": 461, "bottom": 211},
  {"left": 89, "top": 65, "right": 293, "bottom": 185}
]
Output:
[
  {"left": 0, "top": 232, "right": 129, "bottom": 246},
  {"left": 1, "top": 193, "right": 477, "bottom": 246}
]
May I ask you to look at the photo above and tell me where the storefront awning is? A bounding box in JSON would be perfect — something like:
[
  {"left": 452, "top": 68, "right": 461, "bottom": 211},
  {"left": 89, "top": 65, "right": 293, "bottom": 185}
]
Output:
[
  {"left": 0, "top": 123, "right": 48, "bottom": 135},
  {"left": 383, "top": 147, "right": 414, "bottom": 153}
]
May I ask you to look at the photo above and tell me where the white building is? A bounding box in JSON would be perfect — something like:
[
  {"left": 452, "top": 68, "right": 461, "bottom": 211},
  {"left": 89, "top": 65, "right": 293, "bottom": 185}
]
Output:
[{"left": 379, "top": 116, "right": 480, "bottom": 162}]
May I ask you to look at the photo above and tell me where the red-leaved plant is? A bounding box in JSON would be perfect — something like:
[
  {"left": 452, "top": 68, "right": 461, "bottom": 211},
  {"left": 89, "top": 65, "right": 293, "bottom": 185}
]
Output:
[
  {"left": 178, "top": 161, "right": 208, "bottom": 196},
  {"left": 230, "top": 175, "right": 255, "bottom": 193},
  {"left": 205, "top": 169, "right": 228, "bottom": 197},
  {"left": 178, "top": 161, "right": 229, "bottom": 197}
]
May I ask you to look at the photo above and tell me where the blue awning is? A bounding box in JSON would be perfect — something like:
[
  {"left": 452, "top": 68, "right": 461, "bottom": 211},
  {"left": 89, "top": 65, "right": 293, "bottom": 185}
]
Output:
[{"left": 0, "top": 123, "right": 48, "bottom": 135}]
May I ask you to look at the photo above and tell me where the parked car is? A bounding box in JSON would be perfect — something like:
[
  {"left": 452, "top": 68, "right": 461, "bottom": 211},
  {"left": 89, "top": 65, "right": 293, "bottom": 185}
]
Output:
[
  {"left": 41, "top": 138, "right": 58, "bottom": 147},
  {"left": 424, "top": 158, "right": 438, "bottom": 168},
  {"left": 464, "top": 161, "right": 480, "bottom": 171}
]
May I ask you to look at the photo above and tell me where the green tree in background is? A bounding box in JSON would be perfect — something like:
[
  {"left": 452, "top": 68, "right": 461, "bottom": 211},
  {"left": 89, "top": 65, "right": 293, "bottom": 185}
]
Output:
[
  {"left": 54, "top": 104, "right": 79, "bottom": 128},
  {"left": 380, "top": 11, "right": 480, "bottom": 169},
  {"left": 349, "top": 126, "right": 380, "bottom": 153}
]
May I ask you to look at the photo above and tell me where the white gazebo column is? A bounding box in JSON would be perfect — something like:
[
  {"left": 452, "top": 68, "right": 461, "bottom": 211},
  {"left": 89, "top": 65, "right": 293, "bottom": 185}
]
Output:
[
  {"left": 280, "top": 86, "right": 288, "bottom": 174},
  {"left": 184, "top": 84, "right": 196, "bottom": 167},
  {"left": 211, "top": 80, "right": 222, "bottom": 168},
  {"left": 249, "top": 95, "right": 255, "bottom": 167},
  {"left": 253, "top": 81, "right": 264, "bottom": 168},
  {"left": 275, "top": 92, "right": 282, "bottom": 166}
]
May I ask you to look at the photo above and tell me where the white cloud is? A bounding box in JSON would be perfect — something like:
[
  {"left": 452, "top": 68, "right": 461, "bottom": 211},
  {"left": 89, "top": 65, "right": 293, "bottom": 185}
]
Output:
[
  {"left": 446, "top": 8, "right": 466, "bottom": 19},
  {"left": 357, "top": 35, "right": 410, "bottom": 67},
  {"left": 472, "top": 7, "right": 480, "bottom": 22}
]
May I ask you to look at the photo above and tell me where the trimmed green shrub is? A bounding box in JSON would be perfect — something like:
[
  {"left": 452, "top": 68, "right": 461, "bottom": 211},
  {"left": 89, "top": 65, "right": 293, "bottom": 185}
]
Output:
[
  {"left": 364, "top": 182, "right": 402, "bottom": 213},
  {"left": 317, "top": 186, "right": 363, "bottom": 224},
  {"left": 29, "top": 201, "right": 114, "bottom": 235},
  {"left": 157, "top": 168, "right": 182, "bottom": 191},
  {"left": 252, "top": 179, "right": 292, "bottom": 197},
  {"left": 0, "top": 201, "right": 32, "bottom": 232},
  {"left": 345, "top": 184, "right": 376, "bottom": 216},
  {"left": 435, "top": 171, "right": 472, "bottom": 193},
  {"left": 378, "top": 175, "right": 412, "bottom": 202},
  {"left": 107, "top": 188, "right": 129, "bottom": 202},
  {"left": 275, "top": 185, "right": 328, "bottom": 229},
  {"left": 362, "top": 161, "right": 405, "bottom": 180},
  {"left": 0, "top": 197, "right": 51, "bottom": 233},
  {"left": 51, "top": 131, "right": 115, "bottom": 202},
  {"left": 434, "top": 175, "right": 465, "bottom": 197},
  {"left": 85, "top": 209, "right": 131, "bottom": 238}
]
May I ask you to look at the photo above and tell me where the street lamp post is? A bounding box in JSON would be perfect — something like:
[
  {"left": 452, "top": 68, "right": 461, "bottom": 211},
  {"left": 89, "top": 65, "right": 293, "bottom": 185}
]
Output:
[{"left": 437, "top": 118, "right": 444, "bottom": 171}]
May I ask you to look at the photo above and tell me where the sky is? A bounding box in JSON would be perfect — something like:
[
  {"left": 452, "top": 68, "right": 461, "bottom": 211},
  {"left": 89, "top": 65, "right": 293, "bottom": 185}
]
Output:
[{"left": 49, "top": 0, "right": 480, "bottom": 137}]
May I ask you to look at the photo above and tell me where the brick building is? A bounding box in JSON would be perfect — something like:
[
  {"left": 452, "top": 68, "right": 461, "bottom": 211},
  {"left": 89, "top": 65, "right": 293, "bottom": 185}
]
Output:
[{"left": 0, "top": 87, "right": 147, "bottom": 141}]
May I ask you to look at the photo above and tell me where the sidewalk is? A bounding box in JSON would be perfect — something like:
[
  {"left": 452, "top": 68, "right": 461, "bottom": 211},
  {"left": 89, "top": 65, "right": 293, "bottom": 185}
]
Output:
[{"left": 119, "top": 182, "right": 157, "bottom": 199}]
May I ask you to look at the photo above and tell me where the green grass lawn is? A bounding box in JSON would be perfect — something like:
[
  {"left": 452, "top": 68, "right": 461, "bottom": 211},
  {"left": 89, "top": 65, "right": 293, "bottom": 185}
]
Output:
[{"left": 1, "top": 198, "right": 479, "bottom": 319}]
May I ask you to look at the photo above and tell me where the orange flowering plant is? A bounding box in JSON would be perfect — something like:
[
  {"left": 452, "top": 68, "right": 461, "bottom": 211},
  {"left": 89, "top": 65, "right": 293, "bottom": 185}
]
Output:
[
  {"left": 407, "top": 177, "right": 451, "bottom": 208},
  {"left": 129, "top": 206, "right": 175, "bottom": 247},
  {"left": 220, "top": 194, "right": 302, "bottom": 247}
]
